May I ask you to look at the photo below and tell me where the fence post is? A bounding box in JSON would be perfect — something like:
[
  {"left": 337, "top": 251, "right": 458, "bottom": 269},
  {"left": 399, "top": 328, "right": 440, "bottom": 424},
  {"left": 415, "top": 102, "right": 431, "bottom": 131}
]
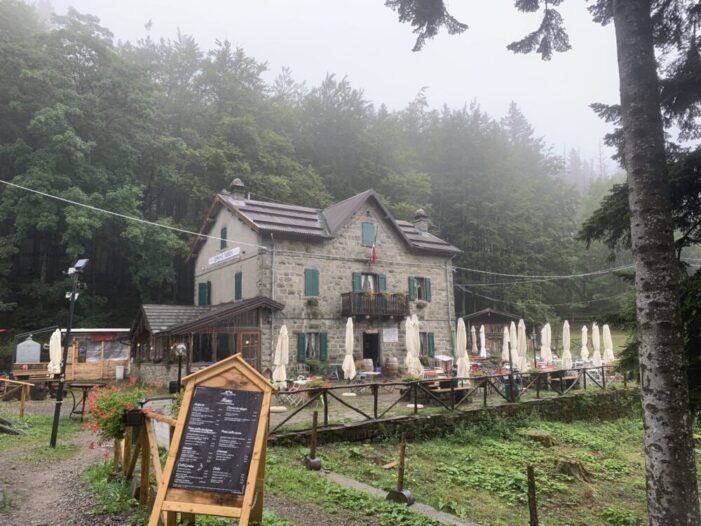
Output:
[
  {"left": 536, "top": 374, "right": 540, "bottom": 399},
  {"left": 19, "top": 384, "right": 27, "bottom": 418},
  {"left": 372, "top": 384, "right": 379, "bottom": 419},
  {"left": 583, "top": 369, "right": 587, "bottom": 390},
  {"left": 305, "top": 411, "right": 321, "bottom": 470},
  {"left": 123, "top": 427, "right": 132, "bottom": 477},
  {"left": 139, "top": 428, "right": 150, "bottom": 508},
  {"left": 386, "top": 432, "right": 414, "bottom": 505},
  {"left": 323, "top": 389, "right": 329, "bottom": 426},
  {"left": 483, "top": 380, "right": 488, "bottom": 407},
  {"left": 527, "top": 465, "right": 539, "bottom": 526},
  {"left": 413, "top": 382, "right": 418, "bottom": 414},
  {"left": 602, "top": 366, "right": 607, "bottom": 389},
  {"left": 450, "top": 378, "right": 455, "bottom": 411}
]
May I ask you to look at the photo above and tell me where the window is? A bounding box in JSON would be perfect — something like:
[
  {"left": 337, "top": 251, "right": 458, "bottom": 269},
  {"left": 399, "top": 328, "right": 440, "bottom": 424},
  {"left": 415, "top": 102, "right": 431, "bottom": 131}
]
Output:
[
  {"left": 304, "top": 268, "right": 319, "bottom": 297},
  {"left": 361, "top": 222, "right": 376, "bottom": 247},
  {"left": 198, "top": 281, "right": 212, "bottom": 305},
  {"left": 297, "top": 332, "right": 328, "bottom": 362},
  {"left": 352, "top": 272, "right": 387, "bottom": 293},
  {"left": 419, "top": 331, "right": 435, "bottom": 358},
  {"left": 408, "top": 276, "right": 432, "bottom": 301},
  {"left": 234, "top": 271, "right": 242, "bottom": 300},
  {"left": 220, "top": 226, "right": 227, "bottom": 249}
]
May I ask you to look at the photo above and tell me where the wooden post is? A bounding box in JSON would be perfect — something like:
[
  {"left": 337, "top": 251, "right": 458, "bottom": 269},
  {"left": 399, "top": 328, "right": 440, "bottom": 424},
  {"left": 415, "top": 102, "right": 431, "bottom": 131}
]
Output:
[
  {"left": 623, "top": 372, "right": 628, "bottom": 388},
  {"left": 372, "top": 384, "right": 379, "bottom": 419},
  {"left": 413, "top": 382, "right": 418, "bottom": 414},
  {"left": 123, "top": 428, "right": 132, "bottom": 477},
  {"left": 305, "top": 411, "right": 321, "bottom": 470},
  {"left": 583, "top": 369, "right": 587, "bottom": 390},
  {"left": 527, "top": 465, "right": 539, "bottom": 526},
  {"left": 450, "top": 379, "right": 455, "bottom": 411},
  {"left": 385, "top": 431, "right": 414, "bottom": 505},
  {"left": 483, "top": 381, "right": 488, "bottom": 407},
  {"left": 536, "top": 374, "right": 540, "bottom": 399},
  {"left": 323, "top": 390, "right": 329, "bottom": 426},
  {"left": 113, "top": 438, "right": 122, "bottom": 472},
  {"left": 139, "top": 428, "right": 150, "bottom": 508},
  {"left": 19, "top": 384, "right": 27, "bottom": 418},
  {"left": 602, "top": 366, "right": 607, "bottom": 388}
]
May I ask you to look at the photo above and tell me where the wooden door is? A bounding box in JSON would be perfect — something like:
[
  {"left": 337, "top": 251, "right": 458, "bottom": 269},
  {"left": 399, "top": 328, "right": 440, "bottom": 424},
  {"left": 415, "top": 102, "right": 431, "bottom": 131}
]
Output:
[{"left": 237, "top": 332, "right": 261, "bottom": 371}]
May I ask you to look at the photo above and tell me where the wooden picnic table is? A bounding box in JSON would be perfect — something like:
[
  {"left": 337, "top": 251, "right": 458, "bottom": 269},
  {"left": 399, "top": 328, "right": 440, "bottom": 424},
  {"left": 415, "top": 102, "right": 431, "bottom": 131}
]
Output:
[{"left": 68, "top": 382, "right": 105, "bottom": 421}]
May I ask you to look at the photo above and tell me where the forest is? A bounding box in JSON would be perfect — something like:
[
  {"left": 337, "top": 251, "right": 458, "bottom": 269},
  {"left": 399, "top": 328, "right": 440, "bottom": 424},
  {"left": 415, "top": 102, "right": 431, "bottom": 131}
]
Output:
[{"left": 0, "top": 0, "right": 630, "bottom": 340}]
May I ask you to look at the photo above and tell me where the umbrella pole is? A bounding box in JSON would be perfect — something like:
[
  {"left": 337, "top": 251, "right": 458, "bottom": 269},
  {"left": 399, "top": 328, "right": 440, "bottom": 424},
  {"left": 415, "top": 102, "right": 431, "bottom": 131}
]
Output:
[{"left": 508, "top": 345, "right": 515, "bottom": 403}]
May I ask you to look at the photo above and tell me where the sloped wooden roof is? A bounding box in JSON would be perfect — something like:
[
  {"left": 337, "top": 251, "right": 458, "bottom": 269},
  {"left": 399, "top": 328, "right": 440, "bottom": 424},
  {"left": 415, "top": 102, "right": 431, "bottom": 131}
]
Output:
[
  {"left": 462, "top": 308, "right": 521, "bottom": 322},
  {"left": 136, "top": 304, "right": 212, "bottom": 335},
  {"left": 167, "top": 296, "right": 284, "bottom": 334}
]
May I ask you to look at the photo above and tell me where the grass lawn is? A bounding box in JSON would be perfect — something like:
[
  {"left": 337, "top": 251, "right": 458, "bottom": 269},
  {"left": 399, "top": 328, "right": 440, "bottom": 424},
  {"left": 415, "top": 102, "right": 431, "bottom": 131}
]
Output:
[
  {"left": 303, "top": 414, "right": 691, "bottom": 526},
  {"left": 0, "top": 410, "right": 82, "bottom": 458}
]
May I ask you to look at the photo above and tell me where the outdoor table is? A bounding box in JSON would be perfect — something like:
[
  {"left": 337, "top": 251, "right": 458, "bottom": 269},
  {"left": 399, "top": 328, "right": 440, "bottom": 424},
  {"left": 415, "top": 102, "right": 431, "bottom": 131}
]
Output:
[
  {"left": 68, "top": 382, "right": 105, "bottom": 421},
  {"left": 357, "top": 371, "right": 381, "bottom": 382}
]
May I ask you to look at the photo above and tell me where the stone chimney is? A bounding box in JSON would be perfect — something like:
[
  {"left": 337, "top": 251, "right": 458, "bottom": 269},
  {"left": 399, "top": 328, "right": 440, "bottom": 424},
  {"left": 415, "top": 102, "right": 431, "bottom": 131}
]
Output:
[
  {"left": 414, "top": 208, "right": 428, "bottom": 233},
  {"left": 228, "top": 178, "right": 246, "bottom": 200}
]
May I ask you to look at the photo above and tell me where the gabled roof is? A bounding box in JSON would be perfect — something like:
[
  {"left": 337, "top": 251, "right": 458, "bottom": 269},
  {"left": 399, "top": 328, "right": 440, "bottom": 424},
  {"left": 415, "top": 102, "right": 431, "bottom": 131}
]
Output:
[
  {"left": 168, "top": 296, "right": 284, "bottom": 335},
  {"left": 462, "top": 308, "right": 521, "bottom": 322},
  {"left": 190, "top": 188, "right": 461, "bottom": 259},
  {"left": 136, "top": 304, "right": 212, "bottom": 335}
]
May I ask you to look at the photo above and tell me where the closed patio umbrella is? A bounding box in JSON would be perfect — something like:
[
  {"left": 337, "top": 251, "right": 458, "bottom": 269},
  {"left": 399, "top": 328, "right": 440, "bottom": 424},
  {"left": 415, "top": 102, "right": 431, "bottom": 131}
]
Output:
[
  {"left": 471, "top": 325, "right": 478, "bottom": 355},
  {"left": 545, "top": 323, "right": 553, "bottom": 364},
  {"left": 591, "top": 322, "right": 602, "bottom": 367},
  {"left": 456, "top": 319, "right": 470, "bottom": 379},
  {"left": 603, "top": 324, "right": 615, "bottom": 363},
  {"left": 501, "top": 326, "right": 510, "bottom": 362},
  {"left": 562, "top": 321, "right": 573, "bottom": 369},
  {"left": 518, "top": 319, "right": 529, "bottom": 372},
  {"left": 509, "top": 321, "right": 519, "bottom": 365},
  {"left": 479, "top": 325, "right": 487, "bottom": 359},
  {"left": 406, "top": 315, "right": 424, "bottom": 378},
  {"left": 580, "top": 325, "right": 589, "bottom": 361},
  {"left": 47, "top": 328, "right": 62, "bottom": 376},
  {"left": 342, "top": 317, "right": 356, "bottom": 380},
  {"left": 272, "top": 325, "right": 289, "bottom": 389},
  {"left": 540, "top": 325, "right": 548, "bottom": 364}
]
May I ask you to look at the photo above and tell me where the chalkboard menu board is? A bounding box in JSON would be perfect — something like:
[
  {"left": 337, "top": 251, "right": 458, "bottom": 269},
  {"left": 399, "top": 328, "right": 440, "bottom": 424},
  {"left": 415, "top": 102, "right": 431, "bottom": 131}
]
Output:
[{"left": 169, "top": 386, "right": 263, "bottom": 495}]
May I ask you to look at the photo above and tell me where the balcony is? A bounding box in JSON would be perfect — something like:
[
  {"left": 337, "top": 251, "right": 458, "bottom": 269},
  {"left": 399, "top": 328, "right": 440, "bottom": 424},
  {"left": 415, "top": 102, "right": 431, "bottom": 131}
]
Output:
[{"left": 341, "top": 292, "right": 410, "bottom": 318}]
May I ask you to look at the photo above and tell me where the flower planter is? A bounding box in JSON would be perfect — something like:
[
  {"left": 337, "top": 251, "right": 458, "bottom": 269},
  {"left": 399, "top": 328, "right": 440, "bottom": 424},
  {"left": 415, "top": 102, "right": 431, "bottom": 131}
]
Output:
[{"left": 122, "top": 408, "right": 145, "bottom": 427}]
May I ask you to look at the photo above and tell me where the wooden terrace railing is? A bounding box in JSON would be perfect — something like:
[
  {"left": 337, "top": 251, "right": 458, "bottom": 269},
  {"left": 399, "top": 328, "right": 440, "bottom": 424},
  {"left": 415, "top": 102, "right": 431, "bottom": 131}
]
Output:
[
  {"left": 340, "top": 292, "right": 410, "bottom": 318},
  {"left": 0, "top": 377, "right": 33, "bottom": 417}
]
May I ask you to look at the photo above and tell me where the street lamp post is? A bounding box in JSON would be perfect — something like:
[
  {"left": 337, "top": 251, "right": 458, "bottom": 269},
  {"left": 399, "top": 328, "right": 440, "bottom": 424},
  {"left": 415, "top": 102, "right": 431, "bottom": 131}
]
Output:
[{"left": 49, "top": 259, "right": 88, "bottom": 448}]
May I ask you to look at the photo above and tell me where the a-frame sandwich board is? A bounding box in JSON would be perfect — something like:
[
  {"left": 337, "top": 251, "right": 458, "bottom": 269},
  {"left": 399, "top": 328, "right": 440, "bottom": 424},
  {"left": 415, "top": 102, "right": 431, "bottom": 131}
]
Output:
[{"left": 148, "top": 353, "right": 273, "bottom": 526}]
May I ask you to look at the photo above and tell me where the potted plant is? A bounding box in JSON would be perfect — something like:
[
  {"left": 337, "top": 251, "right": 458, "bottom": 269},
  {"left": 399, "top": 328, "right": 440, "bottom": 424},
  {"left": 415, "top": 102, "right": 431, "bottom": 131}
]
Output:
[
  {"left": 305, "top": 358, "right": 320, "bottom": 375},
  {"left": 415, "top": 301, "right": 427, "bottom": 310},
  {"left": 306, "top": 298, "right": 319, "bottom": 308},
  {"left": 85, "top": 381, "right": 151, "bottom": 442}
]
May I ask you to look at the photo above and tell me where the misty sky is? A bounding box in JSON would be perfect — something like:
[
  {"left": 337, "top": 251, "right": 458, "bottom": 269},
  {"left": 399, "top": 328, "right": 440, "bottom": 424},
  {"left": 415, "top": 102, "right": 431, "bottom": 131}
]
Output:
[{"left": 49, "top": 0, "right": 621, "bottom": 169}]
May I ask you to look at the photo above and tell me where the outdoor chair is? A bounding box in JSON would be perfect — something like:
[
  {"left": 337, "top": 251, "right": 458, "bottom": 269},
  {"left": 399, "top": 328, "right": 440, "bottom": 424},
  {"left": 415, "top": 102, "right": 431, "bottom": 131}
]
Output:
[
  {"left": 277, "top": 381, "right": 306, "bottom": 408},
  {"left": 294, "top": 363, "right": 311, "bottom": 377}
]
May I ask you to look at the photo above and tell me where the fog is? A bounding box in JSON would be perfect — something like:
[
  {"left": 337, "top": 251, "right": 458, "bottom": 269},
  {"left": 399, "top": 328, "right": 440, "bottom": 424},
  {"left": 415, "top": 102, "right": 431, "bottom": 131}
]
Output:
[{"left": 48, "top": 0, "right": 620, "bottom": 167}]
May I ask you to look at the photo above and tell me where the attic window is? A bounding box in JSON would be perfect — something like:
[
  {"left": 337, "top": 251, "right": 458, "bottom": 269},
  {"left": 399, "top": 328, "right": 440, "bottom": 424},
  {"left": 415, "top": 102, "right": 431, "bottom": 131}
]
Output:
[
  {"left": 361, "top": 222, "right": 375, "bottom": 247},
  {"left": 220, "top": 226, "right": 227, "bottom": 249}
]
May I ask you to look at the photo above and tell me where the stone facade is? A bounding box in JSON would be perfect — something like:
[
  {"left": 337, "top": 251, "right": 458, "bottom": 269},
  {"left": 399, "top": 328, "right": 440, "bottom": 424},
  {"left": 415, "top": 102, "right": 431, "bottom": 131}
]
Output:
[{"left": 193, "top": 193, "right": 458, "bottom": 372}]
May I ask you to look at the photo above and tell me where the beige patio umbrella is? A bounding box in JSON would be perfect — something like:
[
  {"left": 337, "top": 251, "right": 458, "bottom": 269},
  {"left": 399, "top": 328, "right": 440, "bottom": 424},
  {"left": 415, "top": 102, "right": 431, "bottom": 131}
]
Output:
[
  {"left": 406, "top": 315, "right": 424, "bottom": 378},
  {"left": 501, "top": 326, "right": 511, "bottom": 362},
  {"left": 545, "top": 323, "right": 553, "bottom": 364},
  {"left": 580, "top": 325, "right": 589, "bottom": 361},
  {"left": 47, "top": 328, "right": 62, "bottom": 376},
  {"left": 342, "top": 317, "right": 356, "bottom": 380},
  {"left": 591, "top": 322, "right": 602, "bottom": 367},
  {"left": 561, "top": 321, "right": 573, "bottom": 369},
  {"left": 540, "top": 325, "right": 548, "bottom": 364},
  {"left": 456, "top": 319, "right": 470, "bottom": 379},
  {"left": 518, "top": 319, "right": 529, "bottom": 371},
  {"left": 470, "top": 325, "right": 478, "bottom": 354},
  {"left": 272, "top": 325, "right": 289, "bottom": 388},
  {"left": 479, "top": 325, "right": 487, "bottom": 359},
  {"left": 509, "top": 321, "right": 519, "bottom": 365},
  {"left": 603, "top": 324, "right": 615, "bottom": 363}
]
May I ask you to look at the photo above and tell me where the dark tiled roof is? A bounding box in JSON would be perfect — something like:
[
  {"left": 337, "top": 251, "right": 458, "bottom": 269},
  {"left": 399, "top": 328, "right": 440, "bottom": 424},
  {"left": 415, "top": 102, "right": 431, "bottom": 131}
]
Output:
[
  {"left": 168, "top": 296, "right": 284, "bottom": 334},
  {"left": 141, "top": 304, "right": 212, "bottom": 334},
  {"left": 197, "top": 189, "right": 461, "bottom": 256}
]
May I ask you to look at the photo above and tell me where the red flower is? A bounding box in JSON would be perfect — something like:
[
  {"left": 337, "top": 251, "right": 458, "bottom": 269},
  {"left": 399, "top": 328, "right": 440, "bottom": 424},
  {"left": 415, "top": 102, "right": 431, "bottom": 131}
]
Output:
[
  {"left": 126, "top": 403, "right": 134, "bottom": 411},
  {"left": 88, "top": 441, "right": 96, "bottom": 449}
]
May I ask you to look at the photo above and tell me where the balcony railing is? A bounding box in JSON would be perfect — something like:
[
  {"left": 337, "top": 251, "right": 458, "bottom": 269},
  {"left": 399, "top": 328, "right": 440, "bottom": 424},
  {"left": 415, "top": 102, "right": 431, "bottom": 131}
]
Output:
[{"left": 341, "top": 292, "right": 410, "bottom": 318}]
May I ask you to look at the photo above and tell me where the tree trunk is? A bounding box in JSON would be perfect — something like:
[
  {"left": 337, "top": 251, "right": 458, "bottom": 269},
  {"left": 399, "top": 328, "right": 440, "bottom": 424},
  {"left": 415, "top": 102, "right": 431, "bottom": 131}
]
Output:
[{"left": 613, "top": 1, "right": 700, "bottom": 524}]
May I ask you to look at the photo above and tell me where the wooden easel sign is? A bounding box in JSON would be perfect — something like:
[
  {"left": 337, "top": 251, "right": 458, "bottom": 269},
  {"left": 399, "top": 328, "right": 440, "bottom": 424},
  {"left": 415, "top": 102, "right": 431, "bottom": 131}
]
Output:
[{"left": 149, "top": 354, "right": 273, "bottom": 526}]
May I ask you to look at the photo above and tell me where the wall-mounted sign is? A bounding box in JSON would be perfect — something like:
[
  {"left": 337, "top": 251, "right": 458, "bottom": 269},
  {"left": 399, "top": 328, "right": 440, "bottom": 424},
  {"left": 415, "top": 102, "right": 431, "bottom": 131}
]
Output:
[
  {"left": 383, "top": 328, "right": 399, "bottom": 343},
  {"left": 208, "top": 247, "right": 241, "bottom": 267}
]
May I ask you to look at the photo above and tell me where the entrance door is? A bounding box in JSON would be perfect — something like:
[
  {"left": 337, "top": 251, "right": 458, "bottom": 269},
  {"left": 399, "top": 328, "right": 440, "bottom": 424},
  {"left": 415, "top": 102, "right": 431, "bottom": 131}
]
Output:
[
  {"left": 362, "top": 333, "right": 380, "bottom": 369},
  {"left": 237, "top": 331, "right": 261, "bottom": 371}
]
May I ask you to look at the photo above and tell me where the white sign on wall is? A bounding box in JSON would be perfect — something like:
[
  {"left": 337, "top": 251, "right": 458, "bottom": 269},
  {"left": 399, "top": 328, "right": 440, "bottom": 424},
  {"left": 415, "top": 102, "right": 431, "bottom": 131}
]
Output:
[
  {"left": 208, "top": 246, "right": 241, "bottom": 266},
  {"left": 383, "top": 328, "right": 399, "bottom": 343}
]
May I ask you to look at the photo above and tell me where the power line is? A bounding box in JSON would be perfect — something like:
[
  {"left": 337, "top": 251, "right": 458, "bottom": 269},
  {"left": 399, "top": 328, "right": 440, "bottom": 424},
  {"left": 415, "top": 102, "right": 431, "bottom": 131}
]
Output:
[
  {"left": 456, "top": 284, "right": 627, "bottom": 308},
  {"left": 453, "top": 263, "right": 634, "bottom": 279}
]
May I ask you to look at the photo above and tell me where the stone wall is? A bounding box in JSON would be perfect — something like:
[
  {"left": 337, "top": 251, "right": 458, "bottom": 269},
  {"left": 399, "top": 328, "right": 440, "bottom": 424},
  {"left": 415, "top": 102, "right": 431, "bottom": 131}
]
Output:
[
  {"left": 269, "top": 388, "right": 641, "bottom": 446},
  {"left": 133, "top": 363, "right": 181, "bottom": 386}
]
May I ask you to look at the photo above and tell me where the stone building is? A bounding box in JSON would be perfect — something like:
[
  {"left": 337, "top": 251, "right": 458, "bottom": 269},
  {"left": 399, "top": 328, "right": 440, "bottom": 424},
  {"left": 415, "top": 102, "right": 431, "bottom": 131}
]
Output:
[{"left": 131, "top": 179, "right": 460, "bottom": 379}]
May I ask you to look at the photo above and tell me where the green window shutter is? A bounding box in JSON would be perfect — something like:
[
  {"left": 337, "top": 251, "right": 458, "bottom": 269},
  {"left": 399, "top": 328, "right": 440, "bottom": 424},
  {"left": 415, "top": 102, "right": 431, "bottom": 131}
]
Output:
[
  {"left": 198, "top": 283, "right": 207, "bottom": 306},
  {"left": 297, "top": 333, "right": 306, "bottom": 362},
  {"left": 319, "top": 332, "right": 328, "bottom": 361},
  {"left": 408, "top": 277, "right": 417, "bottom": 300},
  {"left": 425, "top": 277, "right": 432, "bottom": 302},
  {"left": 220, "top": 226, "right": 227, "bottom": 250},
  {"left": 234, "top": 271, "right": 242, "bottom": 300},
  {"left": 305, "top": 269, "right": 319, "bottom": 296},
  {"left": 378, "top": 274, "right": 387, "bottom": 292},
  {"left": 428, "top": 332, "right": 435, "bottom": 358},
  {"left": 206, "top": 281, "right": 212, "bottom": 305},
  {"left": 352, "top": 272, "right": 362, "bottom": 293},
  {"left": 361, "top": 222, "right": 375, "bottom": 247}
]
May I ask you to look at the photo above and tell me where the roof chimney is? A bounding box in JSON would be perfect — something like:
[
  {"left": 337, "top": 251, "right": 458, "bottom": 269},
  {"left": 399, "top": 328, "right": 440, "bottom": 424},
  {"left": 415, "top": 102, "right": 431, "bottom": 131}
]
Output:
[
  {"left": 414, "top": 208, "right": 428, "bottom": 233},
  {"left": 228, "top": 178, "right": 246, "bottom": 200}
]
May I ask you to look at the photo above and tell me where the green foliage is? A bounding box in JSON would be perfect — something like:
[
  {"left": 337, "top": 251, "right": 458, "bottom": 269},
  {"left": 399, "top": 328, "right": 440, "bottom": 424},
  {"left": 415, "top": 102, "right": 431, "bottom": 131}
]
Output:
[
  {"left": 82, "top": 461, "right": 144, "bottom": 520},
  {"left": 85, "top": 383, "right": 149, "bottom": 441},
  {"left": 600, "top": 506, "right": 641, "bottom": 526}
]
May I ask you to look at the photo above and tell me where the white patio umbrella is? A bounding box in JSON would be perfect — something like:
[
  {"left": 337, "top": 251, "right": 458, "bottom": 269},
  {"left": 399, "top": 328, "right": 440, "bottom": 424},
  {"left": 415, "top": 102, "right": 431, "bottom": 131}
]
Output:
[
  {"left": 501, "top": 326, "right": 511, "bottom": 362},
  {"left": 591, "top": 322, "right": 602, "bottom": 367},
  {"left": 342, "top": 317, "right": 356, "bottom": 380},
  {"left": 470, "top": 325, "right": 478, "bottom": 354},
  {"left": 561, "top": 321, "right": 573, "bottom": 369},
  {"left": 603, "top": 324, "right": 615, "bottom": 363},
  {"left": 518, "top": 319, "right": 529, "bottom": 371},
  {"left": 406, "top": 315, "right": 424, "bottom": 378},
  {"left": 540, "top": 325, "right": 549, "bottom": 364},
  {"left": 272, "top": 325, "right": 289, "bottom": 388},
  {"left": 47, "top": 328, "right": 62, "bottom": 376},
  {"left": 456, "top": 319, "right": 470, "bottom": 379},
  {"left": 479, "top": 325, "right": 487, "bottom": 359},
  {"left": 581, "top": 325, "right": 589, "bottom": 361},
  {"left": 546, "top": 323, "right": 554, "bottom": 364},
  {"left": 509, "top": 321, "right": 519, "bottom": 365}
]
